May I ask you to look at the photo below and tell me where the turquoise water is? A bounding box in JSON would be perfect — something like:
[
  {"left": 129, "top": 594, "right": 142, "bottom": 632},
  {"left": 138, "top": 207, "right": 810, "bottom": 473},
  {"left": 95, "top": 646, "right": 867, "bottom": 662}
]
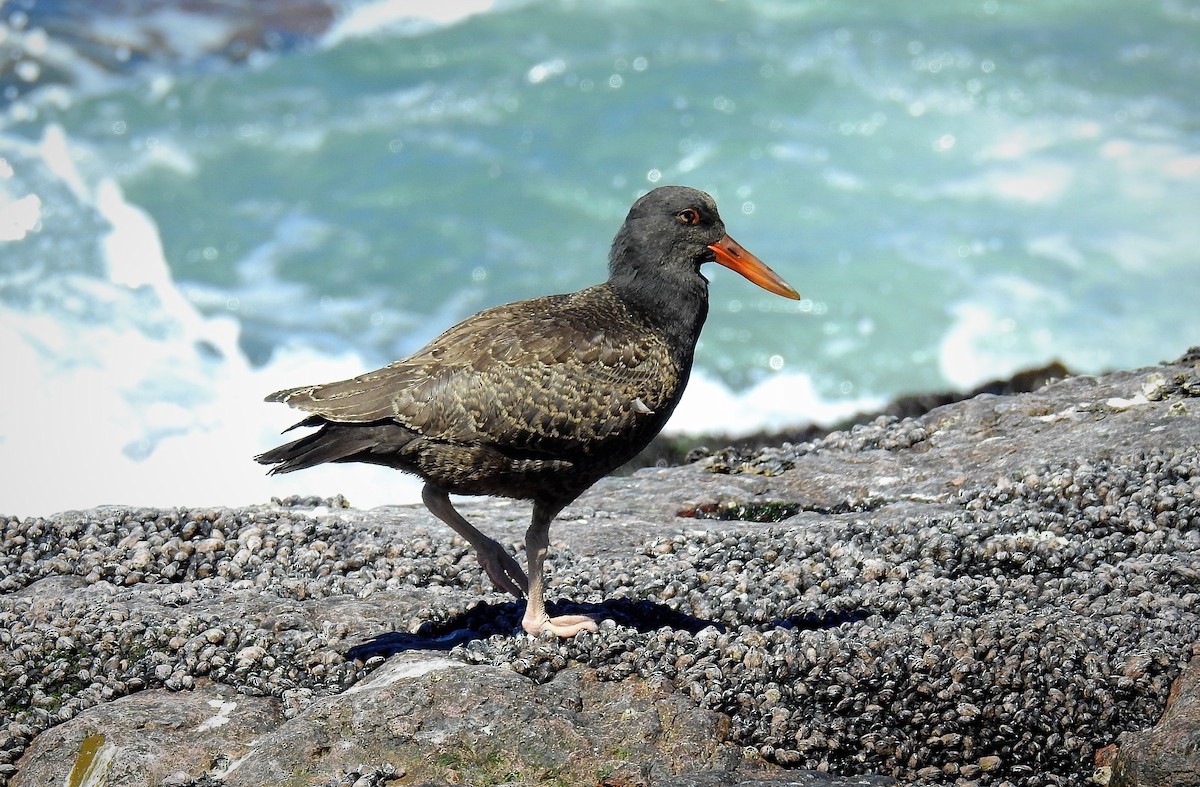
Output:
[{"left": 2, "top": 0, "right": 1199, "bottom": 514}]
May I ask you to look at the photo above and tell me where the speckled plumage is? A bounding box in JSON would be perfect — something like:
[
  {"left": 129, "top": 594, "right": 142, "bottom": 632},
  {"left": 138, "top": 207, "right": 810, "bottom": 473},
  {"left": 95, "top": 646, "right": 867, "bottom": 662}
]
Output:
[
  {"left": 263, "top": 285, "right": 685, "bottom": 504},
  {"left": 257, "top": 185, "right": 799, "bottom": 636}
]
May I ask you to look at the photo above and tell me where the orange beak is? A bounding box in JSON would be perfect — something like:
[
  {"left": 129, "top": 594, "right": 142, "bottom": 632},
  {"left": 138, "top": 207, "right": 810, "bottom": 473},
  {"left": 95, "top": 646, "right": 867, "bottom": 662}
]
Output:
[{"left": 708, "top": 235, "right": 800, "bottom": 300}]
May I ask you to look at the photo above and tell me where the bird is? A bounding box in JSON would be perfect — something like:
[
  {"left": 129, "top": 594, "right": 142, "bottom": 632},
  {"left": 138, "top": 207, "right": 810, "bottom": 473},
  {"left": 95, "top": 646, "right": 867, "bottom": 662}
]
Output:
[{"left": 256, "top": 185, "right": 800, "bottom": 637}]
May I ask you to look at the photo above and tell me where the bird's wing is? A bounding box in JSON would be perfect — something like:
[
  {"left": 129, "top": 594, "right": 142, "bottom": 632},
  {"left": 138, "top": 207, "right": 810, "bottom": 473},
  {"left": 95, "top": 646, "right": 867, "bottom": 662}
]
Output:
[{"left": 268, "top": 288, "right": 682, "bottom": 457}]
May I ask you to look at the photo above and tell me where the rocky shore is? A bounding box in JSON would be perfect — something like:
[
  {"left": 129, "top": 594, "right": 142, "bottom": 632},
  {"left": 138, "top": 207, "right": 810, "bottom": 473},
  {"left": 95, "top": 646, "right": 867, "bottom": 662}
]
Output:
[{"left": 3, "top": 350, "right": 1199, "bottom": 786}]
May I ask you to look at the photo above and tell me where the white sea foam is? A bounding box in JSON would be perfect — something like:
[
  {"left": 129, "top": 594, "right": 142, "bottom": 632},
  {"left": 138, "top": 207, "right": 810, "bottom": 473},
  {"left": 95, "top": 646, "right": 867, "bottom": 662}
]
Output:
[
  {"left": 0, "top": 172, "right": 41, "bottom": 242},
  {"left": 937, "top": 275, "right": 1064, "bottom": 390},
  {"left": 0, "top": 126, "right": 424, "bottom": 518},
  {"left": 666, "top": 371, "right": 884, "bottom": 437},
  {"left": 0, "top": 297, "right": 427, "bottom": 518},
  {"left": 321, "top": 0, "right": 508, "bottom": 47}
]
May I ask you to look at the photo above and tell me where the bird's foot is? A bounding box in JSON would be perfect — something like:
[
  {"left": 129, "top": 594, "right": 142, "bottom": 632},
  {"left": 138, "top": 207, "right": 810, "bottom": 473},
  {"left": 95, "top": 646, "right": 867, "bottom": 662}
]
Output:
[
  {"left": 522, "top": 612, "right": 598, "bottom": 638},
  {"left": 475, "top": 541, "right": 529, "bottom": 598}
]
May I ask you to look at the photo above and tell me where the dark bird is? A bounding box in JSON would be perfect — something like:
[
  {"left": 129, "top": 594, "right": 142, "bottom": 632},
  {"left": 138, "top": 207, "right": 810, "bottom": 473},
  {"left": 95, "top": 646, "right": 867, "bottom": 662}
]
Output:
[{"left": 256, "top": 185, "right": 800, "bottom": 637}]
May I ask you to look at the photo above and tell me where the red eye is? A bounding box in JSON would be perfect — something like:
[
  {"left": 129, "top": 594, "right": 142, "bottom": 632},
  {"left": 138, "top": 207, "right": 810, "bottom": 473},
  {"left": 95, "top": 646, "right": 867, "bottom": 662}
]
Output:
[{"left": 676, "top": 208, "right": 700, "bottom": 226}]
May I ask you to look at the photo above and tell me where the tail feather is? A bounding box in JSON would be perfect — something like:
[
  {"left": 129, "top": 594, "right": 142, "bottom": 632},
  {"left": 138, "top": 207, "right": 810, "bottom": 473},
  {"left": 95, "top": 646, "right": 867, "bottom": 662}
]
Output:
[{"left": 256, "top": 420, "right": 396, "bottom": 475}]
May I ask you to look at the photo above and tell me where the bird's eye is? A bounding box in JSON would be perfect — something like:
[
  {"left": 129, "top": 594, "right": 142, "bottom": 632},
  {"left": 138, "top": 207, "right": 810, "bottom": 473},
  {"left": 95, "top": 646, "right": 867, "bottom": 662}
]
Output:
[{"left": 676, "top": 208, "right": 700, "bottom": 226}]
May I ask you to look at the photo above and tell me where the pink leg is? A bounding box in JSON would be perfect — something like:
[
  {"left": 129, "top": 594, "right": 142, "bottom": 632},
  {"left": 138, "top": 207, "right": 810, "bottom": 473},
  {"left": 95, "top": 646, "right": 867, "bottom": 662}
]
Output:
[
  {"left": 521, "top": 501, "right": 597, "bottom": 637},
  {"left": 422, "top": 484, "right": 528, "bottom": 598}
]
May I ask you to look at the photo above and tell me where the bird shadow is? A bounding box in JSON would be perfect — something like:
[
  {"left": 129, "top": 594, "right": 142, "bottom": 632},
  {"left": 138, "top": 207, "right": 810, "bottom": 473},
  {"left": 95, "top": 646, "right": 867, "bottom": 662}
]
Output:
[
  {"left": 346, "top": 598, "right": 869, "bottom": 661},
  {"left": 347, "top": 597, "right": 718, "bottom": 660}
]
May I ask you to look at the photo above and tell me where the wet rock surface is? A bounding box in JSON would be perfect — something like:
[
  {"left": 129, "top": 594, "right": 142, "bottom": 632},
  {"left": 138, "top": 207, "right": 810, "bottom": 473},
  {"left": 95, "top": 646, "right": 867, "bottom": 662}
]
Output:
[{"left": 2, "top": 350, "right": 1199, "bottom": 786}]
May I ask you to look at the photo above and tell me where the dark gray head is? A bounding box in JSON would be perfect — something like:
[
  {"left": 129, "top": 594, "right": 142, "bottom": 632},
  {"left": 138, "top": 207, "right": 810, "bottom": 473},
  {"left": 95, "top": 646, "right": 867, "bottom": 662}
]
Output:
[
  {"left": 608, "top": 186, "right": 727, "bottom": 290},
  {"left": 607, "top": 185, "right": 799, "bottom": 308}
]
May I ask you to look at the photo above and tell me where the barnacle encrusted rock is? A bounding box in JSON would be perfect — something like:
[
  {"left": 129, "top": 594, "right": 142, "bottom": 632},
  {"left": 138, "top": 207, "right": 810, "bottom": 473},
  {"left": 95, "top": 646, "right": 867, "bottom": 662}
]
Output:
[{"left": 2, "top": 349, "right": 1199, "bottom": 786}]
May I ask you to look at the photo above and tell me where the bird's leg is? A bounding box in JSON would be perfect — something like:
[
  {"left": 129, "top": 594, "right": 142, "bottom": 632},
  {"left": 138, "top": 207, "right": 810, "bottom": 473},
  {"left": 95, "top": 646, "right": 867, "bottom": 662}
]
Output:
[
  {"left": 522, "top": 500, "right": 598, "bottom": 637},
  {"left": 421, "top": 484, "right": 528, "bottom": 598}
]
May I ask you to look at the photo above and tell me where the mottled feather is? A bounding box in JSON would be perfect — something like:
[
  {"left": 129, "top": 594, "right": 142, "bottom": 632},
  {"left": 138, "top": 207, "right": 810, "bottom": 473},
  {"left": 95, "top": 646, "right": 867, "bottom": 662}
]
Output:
[{"left": 263, "top": 285, "right": 689, "bottom": 501}]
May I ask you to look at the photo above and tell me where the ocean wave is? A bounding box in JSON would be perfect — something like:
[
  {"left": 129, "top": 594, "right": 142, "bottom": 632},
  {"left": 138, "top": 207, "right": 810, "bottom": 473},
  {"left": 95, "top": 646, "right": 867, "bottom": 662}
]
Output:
[{"left": 0, "top": 124, "right": 871, "bottom": 518}]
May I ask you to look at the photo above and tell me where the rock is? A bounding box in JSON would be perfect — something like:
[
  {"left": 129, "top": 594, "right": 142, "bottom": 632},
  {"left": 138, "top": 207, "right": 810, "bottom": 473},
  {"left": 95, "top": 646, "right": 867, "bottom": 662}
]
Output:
[
  {"left": 1110, "top": 646, "right": 1200, "bottom": 786},
  {"left": 631, "top": 361, "right": 1071, "bottom": 472},
  {"left": 213, "top": 653, "right": 741, "bottom": 786},
  {"left": 2, "top": 349, "right": 1200, "bottom": 786},
  {"left": 655, "top": 771, "right": 896, "bottom": 787},
  {"left": 10, "top": 681, "right": 282, "bottom": 787}
]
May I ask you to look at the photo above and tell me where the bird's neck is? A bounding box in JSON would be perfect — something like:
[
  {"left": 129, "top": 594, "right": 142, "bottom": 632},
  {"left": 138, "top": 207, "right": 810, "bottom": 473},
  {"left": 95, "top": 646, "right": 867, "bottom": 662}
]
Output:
[{"left": 607, "top": 270, "right": 710, "bottom": 359}]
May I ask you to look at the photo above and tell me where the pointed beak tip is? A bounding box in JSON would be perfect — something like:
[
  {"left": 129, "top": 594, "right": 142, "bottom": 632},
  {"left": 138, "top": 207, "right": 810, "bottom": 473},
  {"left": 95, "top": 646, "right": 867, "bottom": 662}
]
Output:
[{"left": 708, "top": 236, "right": 800, "bottom": 301}]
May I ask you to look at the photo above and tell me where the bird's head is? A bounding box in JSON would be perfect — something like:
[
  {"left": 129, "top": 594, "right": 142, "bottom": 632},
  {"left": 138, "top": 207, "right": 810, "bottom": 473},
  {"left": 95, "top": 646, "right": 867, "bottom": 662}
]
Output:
[{"left": 608, "top": 185, "right": 799, "bottom": 301}]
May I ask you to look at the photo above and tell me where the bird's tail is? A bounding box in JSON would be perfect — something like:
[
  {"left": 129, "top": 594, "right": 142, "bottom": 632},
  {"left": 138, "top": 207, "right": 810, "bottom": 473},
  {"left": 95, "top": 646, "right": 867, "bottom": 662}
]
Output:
[{"left": 255, "top": 421, "right": 381, "bottom": 475}]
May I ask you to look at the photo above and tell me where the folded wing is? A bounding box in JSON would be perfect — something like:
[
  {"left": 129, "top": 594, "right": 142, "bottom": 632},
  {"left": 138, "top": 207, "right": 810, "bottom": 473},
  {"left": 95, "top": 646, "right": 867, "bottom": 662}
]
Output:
[{"left": 267, "top": 287, "right": 682, "bottom": 461}]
